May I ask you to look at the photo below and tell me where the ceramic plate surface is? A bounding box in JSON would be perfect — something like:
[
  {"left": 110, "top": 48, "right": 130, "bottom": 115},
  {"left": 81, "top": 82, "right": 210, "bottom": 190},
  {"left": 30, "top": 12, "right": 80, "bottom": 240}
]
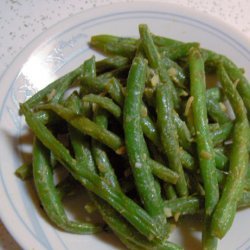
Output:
[{"left": 0, "top": 2, "right": 249, "bottom": 250}]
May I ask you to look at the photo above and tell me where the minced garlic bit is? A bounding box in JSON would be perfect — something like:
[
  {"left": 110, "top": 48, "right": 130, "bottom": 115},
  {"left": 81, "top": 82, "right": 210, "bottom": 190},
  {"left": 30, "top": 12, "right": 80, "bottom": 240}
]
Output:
[
  {"left": 167, "top": 67, "right": 177, "bottom": 77},
  {"left": 219, "top": 102, "right": 227, "bottom": 112},
  {"left": 164, "top": 207, "right": 172, "bottom": 218},
  {"left": 200, "top": 150, "right": 212, "bottom": 159},
  {"left": 233, "top": 78, "right": 240, "bottom": 88},
  {"left": 140, "top": 105, "right": 148, "bottom": 118},
  {"left": 116, "top": 146, "right": 126, "bottom": 155},
  {"left": 184, "top": 96, "right": 194, "bottom": 116},
  {"left": 174, "top": 212, "right": 181, "bottom": 222},
  {"left": 84, "top": 203, "right": 96, "bottom": 214},
  {"left": 179, "top": 89, "right": 189, "bottom": 97},
  {"left": 46, "top": 88, "right": 56, "bottom": 101},
  {"left": 150, "top": 73, "right": 160, "bottom": 87}
]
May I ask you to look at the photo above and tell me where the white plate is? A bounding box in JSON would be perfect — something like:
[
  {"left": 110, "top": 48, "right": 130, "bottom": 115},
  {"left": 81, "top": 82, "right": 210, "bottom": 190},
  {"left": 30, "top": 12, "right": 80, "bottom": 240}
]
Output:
[{"left": 0, "top": 2, "right": 249, "bottom": 250}]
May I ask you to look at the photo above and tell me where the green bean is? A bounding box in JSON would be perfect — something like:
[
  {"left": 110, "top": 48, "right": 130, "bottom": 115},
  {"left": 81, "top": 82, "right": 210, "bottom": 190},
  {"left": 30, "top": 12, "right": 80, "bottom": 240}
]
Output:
[
  {"left": 206, "top": 87, "right": 221, "bottom": 102},
  {"left": 92, "top": 195, "right": 182, "bottom": 250},
  {"left": 33, "top": 139, "right": 101, "bottom": 233},
  {"left": 161, "top": 57, "right": 186, "bottom": 88},
  {"left": 173, "top": 112, "right": 192, "bottom": 151},
  {"left": 91, "top": 110, "right": 121, "bottom": 189},
  {"left": 148, "top": 158, "right": 179, "bottom": 184},
  {"left": 90, "top": 35, "right": 137, "bottom": 58},
  {"left": 123, "top": 55, "right": 167, "bottom": 237},
  {"left": 156, "top": 84, "right": 188, "bottom": 197},
  {"left": 189, "top": 47, "right": 219, "bottom": 215},
  {"left": 202, "top": 217, "right": 218, "bottom": 250},
  {"left": 37, "top": 103, "right": 123, "bottom": 153},
  {"left": 214, "top": 148, "right": 228, "bottom": 170},
  {"left": 238, "top": 191, "right": 250, "bottom": 208},
  {"left": 141, "top": 115, "right": 160, "bottom": 146},
  {"left": 164, "top": 191, "right": 250, "bottom": 219},
  {"left": 24, "top": 64, "right": 83, "bottom": 108},
  {"left": 20, "top": 103, "right": 164, "bottom": 241},
  {"left": 34, "top": 110, "right": 61, "bottom": 125},
  {"left": 82, "top": 94, "right": 121, "bottom": 118},
  {"left": 211, "top": 122, "right": 233, "bottom": 145},
  {"left": 211, "top": 65, "right": 249, "bottom": 239},
  {"left": 139, "top": 24, "right": 179, "bottom": 108},
  {"left": 159, "top": 42, "right": 200, "bottom": 61},
  {"left": 164, "top": 184, "right": 177, "bottom": 201},
  {"left": 164, "top": 196, "right": 201, "bottom": 218},
  {"left": 207, "top": 98, "right": 230, "bottom": 124},
  {"left": 82, "top": 76, "right": 124, "bottom": 105},
  {"left": 15, "top": 162, "right": 32, "bottom": 180},
  {"left": 204, "top": 51, "right": 250, "bottom": 112},
  {"left": 179, "top": 150, "right": 196, "bottom": 171},
  {"left": 152, "top": 35, "right": 183, "bottom": 47},
  {"left": 96, "top": 56, "right": 130, "bottom": 74}
]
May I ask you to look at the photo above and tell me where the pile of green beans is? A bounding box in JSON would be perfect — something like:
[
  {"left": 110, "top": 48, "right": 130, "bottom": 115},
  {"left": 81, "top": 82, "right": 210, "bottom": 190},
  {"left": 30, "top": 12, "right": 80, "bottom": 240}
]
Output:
[{"left": 16, "top": 24, "right": 250, "bottom": 249}]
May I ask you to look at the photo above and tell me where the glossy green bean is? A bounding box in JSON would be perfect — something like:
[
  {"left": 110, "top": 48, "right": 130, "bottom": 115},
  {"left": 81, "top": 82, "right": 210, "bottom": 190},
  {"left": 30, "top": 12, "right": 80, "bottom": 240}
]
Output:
[
  {"left": 91, "top": 110, "right": 121, "bottom": 189},
  {"left": 211, "top": 122, "right": 233, "bottom": 145},
  {"left": 148, "top": 158, "right": 179, "bottom": 184},
  {"left": 211, "top": 65, "right": 249, "bottom": 239},
  {"left": 123, "top": 55, "right": 167, "bottom": 237},
  {"left": 38, "top": 103, "right": 123, "bottom": 152},
  {"left": 189, "top": 47, "right": 219, "bottom": 215},
  {"left": 20, "top": 103, "right": 164, "bottom": 241},
  {"left": 139, "top": 24, "right": 179, "bottom": 108},
  {"left": 15, "top": 162, "right": 32, "bottom": 180},
  {"left": 96, "top": 56, "right": 129, "bottom": 74},
  {"left": 204, "top": 50, "right": 250, "bottom": 112},
  {"left": 33, "top": 139, "right": 101, "bottom": 233},
  {"left": 207, "top": 98, "right": 230, "bottom": 124},
  {"left": 82, "top": 94, "right": 121, "bottom": 118},
  {"left": 156, "top": 84, "right": 188, "bottom": 197},
  {"left": 90, "top": 35, "right": 136, "bottom": 58}
]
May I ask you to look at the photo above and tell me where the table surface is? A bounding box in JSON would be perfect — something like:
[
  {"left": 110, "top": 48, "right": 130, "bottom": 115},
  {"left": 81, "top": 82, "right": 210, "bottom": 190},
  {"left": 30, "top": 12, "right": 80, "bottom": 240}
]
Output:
[{"left": 0, "top": 0, "right": 249, "bottom": 249}]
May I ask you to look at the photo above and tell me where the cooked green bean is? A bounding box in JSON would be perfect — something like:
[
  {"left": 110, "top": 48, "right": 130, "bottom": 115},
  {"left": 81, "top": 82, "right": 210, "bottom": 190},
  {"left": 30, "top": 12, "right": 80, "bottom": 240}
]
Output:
[
  {"left": 90, "top": 35, "right": 137, "bottom": 58},
  {"left": 189, "top": 47, "right": 219, "bottom": 215},
  {"left": 123, "top": 55, "right": 167, "bottom": 237},
  {"left": 24, "top": 64, "right": 83, "bottom": 108},
  {"left": 214, "top": 148, "right": 228, "bottom": 170},
  {"left": 20, "top": 103, "right": 164, "bottom": 241},
  {"left": 156, "top": 84, "right": 188, "bottom": 197},
  {"left": 96, "top": 56, "right": 130, "bottom": 74},
  {"left": 204, "top": 51, "right": 250, "bottom": 112},
  {"left": 211, "top": 122, "right": 233, "bottom": 145},
  {"left": 206, "top": 87, "right": 221, "bottom": 102},
  {"left": 148, "top": 158, "right": 179, "bottom": 184},
  {"left": 159, "top": 42, "right": 200, "bottom": 61},
  {"left": 15, "top": 162, "right": 32, "bottom": 180},
  {"left": 139, "top": 24, "right": 180, "bottom": 108},
  {"left": 33, "top": 139, "right": 101, "bottom": 233},
  {"left": 92, "top": 110, "right": 121, "bottom": 189},
  {"left": 207, "top": 98, "right": 230, "bottom": 124},
  {"left": 37, "top": 103, "right": 123, "bottom": 152},
  {"left": 211, "top": 64, "right": 249, "bottom": 239},
  {"left": 161, "top": 57, "right": 186, "bottom": 88},
  {"left": 164, "top": 184, "right": 177, "bottom": 201},
  {"left": 82, "top": 94, "right": 121, "bottom": 118}
]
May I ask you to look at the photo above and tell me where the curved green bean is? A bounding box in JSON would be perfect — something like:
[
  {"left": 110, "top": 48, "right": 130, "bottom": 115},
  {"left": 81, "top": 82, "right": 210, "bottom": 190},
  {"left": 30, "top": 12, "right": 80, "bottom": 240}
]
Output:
[{"left": 211, "top": 64, "right": 249, "bottom": 239}]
